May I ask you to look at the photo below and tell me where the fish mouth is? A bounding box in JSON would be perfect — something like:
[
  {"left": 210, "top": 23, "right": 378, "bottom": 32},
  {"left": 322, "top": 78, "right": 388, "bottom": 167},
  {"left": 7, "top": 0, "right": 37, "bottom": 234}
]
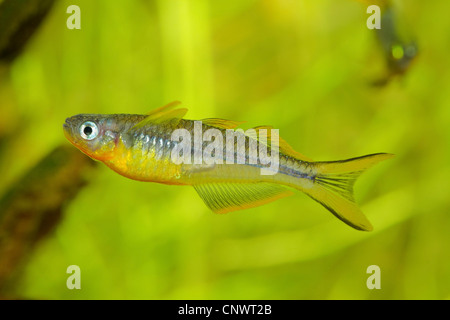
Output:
[
  {"left": 63, "top": 118, "right": 71, "bottom": 132},
  {"left": 63, "top": 119, "right": 74, "bottom": 141}
]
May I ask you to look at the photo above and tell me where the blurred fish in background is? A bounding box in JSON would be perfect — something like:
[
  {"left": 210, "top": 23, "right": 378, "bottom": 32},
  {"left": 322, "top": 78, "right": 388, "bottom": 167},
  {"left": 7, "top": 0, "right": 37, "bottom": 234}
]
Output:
[
  {"left": 373, "top": 4, "right": 418, "bottom": 86},
  {"left": 357, "top": 0, "right": 418, "bottom": 86}
]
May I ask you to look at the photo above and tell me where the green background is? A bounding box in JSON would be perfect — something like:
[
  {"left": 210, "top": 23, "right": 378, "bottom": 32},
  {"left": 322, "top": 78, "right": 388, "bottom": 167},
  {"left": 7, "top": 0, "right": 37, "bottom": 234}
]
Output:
[{"left": 1, "top": 0, "right": 449, "bottom": 299}]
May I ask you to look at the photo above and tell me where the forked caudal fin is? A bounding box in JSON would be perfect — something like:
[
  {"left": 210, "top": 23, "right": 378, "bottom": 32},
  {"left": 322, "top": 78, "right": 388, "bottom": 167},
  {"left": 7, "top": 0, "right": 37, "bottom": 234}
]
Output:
[{"left": 304, "top": 153, "right": 394, "bottom": 231}]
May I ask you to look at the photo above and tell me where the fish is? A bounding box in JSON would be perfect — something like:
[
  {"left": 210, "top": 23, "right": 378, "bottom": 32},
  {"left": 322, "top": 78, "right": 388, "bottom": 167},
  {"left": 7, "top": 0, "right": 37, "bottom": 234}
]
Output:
[
  {"left": 355, "top": 0, "right": 418, "bottom": 86},
  {"left": 63, "top": 102, "right": 393, "bottom": 231},
  {"left": 357, "top": 0, "right": 418, "bottom": 86},
  {"left": 373, "top": 5, "right": 418, "bottom": 86}
]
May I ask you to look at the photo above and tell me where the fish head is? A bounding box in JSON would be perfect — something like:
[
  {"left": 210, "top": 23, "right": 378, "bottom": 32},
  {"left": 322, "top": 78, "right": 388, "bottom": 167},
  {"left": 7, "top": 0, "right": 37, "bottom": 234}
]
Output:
[{"left": 63, "top": 114, "right": 121, "bottom": 161}]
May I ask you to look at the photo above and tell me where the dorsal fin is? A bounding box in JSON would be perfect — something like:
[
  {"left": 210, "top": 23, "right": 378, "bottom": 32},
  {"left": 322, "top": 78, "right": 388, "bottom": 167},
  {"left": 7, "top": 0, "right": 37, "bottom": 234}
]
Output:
[
  {"left": 146, "top": 101, "right": 182, "bottom": 116},
  {"left": 133, "top": 102, "right": 187, "bottom": 130},
  {"left": 246, "top": 126, "right": 313, "bottom": 162},
  {"left": 201, "top": 118, "right": 246, "bottom": 129}
]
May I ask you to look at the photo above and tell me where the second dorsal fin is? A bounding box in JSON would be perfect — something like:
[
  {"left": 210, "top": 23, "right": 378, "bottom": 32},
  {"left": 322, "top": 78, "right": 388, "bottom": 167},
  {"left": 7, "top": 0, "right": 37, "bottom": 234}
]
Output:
[{"left": 246, "top": 126, "right": 313, "bottom": 162}]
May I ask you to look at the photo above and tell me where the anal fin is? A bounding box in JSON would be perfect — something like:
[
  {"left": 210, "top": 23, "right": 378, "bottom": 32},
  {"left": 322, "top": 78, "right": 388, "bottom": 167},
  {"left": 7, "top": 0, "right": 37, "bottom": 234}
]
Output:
[{"left": 193, "top": 182, "right": 294, "bottom": 214}]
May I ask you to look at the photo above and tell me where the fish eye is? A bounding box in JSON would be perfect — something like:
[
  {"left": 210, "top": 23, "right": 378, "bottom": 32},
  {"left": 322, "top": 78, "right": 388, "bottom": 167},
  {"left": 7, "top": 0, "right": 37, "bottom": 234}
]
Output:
[{"left": 80, "top": 121, "right": 99, "bottom": 140}]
